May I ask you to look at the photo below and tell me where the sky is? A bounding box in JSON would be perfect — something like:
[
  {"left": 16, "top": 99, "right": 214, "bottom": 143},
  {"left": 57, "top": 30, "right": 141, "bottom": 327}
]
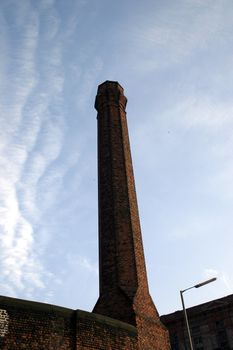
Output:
[{"left": 0, "top": 0, "right": 233, "bottom": 316}]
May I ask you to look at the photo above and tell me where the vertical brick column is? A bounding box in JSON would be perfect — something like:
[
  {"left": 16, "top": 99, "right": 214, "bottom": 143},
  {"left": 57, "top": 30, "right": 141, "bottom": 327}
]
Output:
[{"left": 93, "top": 81, "right": 170, "bottom": 349}]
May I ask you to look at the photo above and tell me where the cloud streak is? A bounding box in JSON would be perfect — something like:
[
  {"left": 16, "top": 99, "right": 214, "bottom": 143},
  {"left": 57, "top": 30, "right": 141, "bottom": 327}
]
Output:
[
  {"left": 204, "top": 268, "right": 233, "bottom": 293},
  {"left": 0, "top": 0, "right": 75, "bottom": 300},
  {"left": 123, "top": 0, "right": 233, "bottom": 72}
]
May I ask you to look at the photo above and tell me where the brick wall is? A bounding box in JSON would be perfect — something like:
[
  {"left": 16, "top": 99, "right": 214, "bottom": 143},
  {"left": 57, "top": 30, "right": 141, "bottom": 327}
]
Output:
[
  {"left": 76, "top": 310, "right": 137, "bottom": 350},
  {"left": 0, "top": 296, "right": 138, "bottom": 350},
  {"left": 0, "top": 296, "right": 76, "bottom": 350}
]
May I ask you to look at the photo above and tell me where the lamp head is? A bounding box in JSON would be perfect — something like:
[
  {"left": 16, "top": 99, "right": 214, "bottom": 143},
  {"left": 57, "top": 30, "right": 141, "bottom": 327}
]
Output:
[{"left": 194, "top": 277, "right": 217, "bottom": 288}]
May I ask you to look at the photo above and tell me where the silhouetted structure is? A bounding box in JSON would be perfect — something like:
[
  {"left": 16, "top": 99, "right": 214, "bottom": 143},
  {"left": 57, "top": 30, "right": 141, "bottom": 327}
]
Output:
[{"left": 161, "top": 294, "right": 233, "bottom": 350}]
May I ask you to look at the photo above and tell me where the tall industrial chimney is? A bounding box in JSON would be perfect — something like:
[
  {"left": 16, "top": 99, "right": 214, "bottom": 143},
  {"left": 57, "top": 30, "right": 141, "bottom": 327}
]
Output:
[{"left": 93, "top": 81, "right": 170, "bottom": 350}]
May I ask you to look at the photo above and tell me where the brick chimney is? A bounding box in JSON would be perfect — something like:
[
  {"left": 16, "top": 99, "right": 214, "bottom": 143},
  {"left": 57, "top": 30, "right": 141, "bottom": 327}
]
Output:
[{"left": 93, "top": 81, "right": 170, "bottom": 349}]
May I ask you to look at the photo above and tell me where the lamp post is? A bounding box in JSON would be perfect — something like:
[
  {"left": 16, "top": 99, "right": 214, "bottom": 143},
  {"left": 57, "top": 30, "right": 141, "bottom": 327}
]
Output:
[{"left": 180, "top": 277, "right": 217, "bottom": 350}]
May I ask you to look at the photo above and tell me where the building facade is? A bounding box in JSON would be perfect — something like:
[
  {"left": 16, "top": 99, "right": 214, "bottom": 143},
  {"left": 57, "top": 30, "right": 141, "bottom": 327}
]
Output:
[{"left": 161, "top": 294, "right": 233, "bottom": 350}]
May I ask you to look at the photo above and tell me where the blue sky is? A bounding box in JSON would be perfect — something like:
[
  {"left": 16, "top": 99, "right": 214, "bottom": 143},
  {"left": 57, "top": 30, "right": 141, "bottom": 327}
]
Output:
[{"left": 0, "top": 0, "right": 233, "bottom": 316}]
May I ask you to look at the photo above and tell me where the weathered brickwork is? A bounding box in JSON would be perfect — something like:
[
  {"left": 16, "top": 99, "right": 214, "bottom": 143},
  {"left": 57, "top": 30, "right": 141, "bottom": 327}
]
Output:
[
  {"left": 0, "top": 296, "right": 138, "bottom": 349},
  {"left": 136, "top": 315, "right": 171, "bottom": 350},
  {"left": 93, "top": 81, "right": 170, "bottom": 349},
  {"left": 0, "top": 309, "right": 9, "bottom": 337},
  {"left": 76, "top": 310, "right": 137, "bottom": 350},
  {"left": 0, "top": 296, "right": 75, "bottom": 350}
]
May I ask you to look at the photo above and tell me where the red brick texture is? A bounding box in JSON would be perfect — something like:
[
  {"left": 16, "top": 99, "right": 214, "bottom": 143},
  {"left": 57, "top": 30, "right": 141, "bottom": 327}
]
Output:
[
  {"left": 0, "top": 296, "right": 75, "bottom": 350},
  {"left": 0, "top": 295, "right": 169, "bottom": 349},
  {"left": 93, "top": 81, "right": 170, "bottom": 349},
  {"left": 0, "top": 296, "right": 137, "bottom": 350},
  {"left": 76, "top": 310, "right": 137, "bottom": 350}
]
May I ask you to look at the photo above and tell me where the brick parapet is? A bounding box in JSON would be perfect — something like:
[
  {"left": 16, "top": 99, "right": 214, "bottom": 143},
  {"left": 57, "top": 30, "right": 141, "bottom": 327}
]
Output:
[
  {"left": 0, "top": 296, "right": 139, "bottom": 349},
  {"left": 0, "top": 296, "right": 75, "bottom": 349}
]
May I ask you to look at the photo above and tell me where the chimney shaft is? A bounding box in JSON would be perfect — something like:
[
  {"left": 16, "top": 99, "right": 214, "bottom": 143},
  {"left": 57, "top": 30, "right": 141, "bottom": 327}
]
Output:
[{"left": 93, "top": 81, "right": 170, "bottom": 350}]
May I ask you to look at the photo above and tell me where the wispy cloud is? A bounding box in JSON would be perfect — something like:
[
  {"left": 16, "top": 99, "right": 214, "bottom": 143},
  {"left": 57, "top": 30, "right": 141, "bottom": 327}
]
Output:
[
  {"left": 168, "top": 97, "right": 233, "bottom": 130},
  {"left": 167, "top": 97, "right": 233, "bottom": 202},
  {"left": 210, "top": 163, "right": 233, "bottom": 201},
  {"left": 204, "top": 268, "right": 233, "bottom": 293},
  {"left": 76, "top": 57, "right": 103, "bottom": 111},
  {"left": 0, "top": 0, "right": 78, "bottom": 300},
  {"left": 124, "top": 0, "right": 233, "bottom": 71},
  {"left": 170, "top": 217, "right": 213, "bottom": 240},
  {"left": 65, "top": 254, "right": 98, "bottom": 276},
  {"left": 78, "top": 256, "right": 98, "bottom": 275}
]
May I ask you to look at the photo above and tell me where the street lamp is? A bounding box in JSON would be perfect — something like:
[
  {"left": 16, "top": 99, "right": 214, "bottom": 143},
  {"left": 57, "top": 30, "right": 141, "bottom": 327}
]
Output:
[{"left": 180, "top": 277, "right": 217, "bottom": 350}]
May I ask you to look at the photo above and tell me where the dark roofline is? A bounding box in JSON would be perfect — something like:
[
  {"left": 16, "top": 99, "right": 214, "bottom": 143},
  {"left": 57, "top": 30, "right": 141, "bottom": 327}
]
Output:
[{"left": 161, "top": 293, "right": 233, "bottom": 324}]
